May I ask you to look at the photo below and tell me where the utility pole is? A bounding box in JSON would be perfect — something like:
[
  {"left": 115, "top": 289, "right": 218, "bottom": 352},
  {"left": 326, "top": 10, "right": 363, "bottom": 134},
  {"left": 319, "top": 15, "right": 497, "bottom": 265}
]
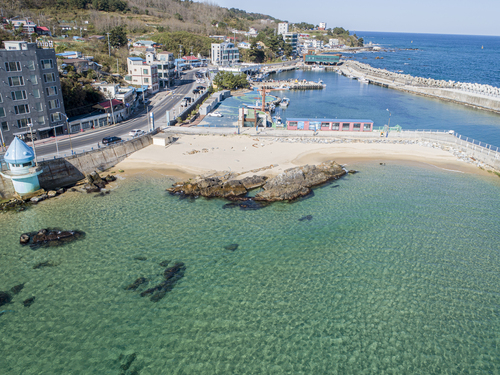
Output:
[
  {"left": 116, "top": 58, "right": 119, "bottom": 74},
  {"left": 106, "top": 32, "right": 111, "bottom": 57}
]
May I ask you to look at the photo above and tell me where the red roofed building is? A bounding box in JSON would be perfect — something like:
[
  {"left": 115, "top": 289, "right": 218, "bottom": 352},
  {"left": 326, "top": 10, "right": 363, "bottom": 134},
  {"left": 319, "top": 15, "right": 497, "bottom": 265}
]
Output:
[{"left": 36, "top": 26, "right": 51, "bottom": 36}]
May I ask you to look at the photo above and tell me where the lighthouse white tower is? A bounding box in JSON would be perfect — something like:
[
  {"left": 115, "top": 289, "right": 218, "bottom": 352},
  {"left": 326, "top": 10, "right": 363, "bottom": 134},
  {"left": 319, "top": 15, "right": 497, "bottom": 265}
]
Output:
[{"left": 0, "top": 137, "right": 43, "bottom": 195}]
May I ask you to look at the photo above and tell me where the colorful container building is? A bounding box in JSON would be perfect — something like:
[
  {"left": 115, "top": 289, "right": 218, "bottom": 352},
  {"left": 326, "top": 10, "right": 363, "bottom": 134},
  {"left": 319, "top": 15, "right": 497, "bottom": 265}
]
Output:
[{"left": 286, "top": 118, "right": 374, "bottom": 132}]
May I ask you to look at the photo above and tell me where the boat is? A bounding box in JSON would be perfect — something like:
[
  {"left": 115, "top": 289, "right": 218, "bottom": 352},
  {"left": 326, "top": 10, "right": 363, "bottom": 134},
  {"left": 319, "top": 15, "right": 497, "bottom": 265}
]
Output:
[
  {"left": 358, "top": 77, "right": 369, "bottom": 84},
  {"left": 273, "top": 116, "right": 283, "bottom": 126},
  {"left": 280, "top": 98, "right": 290, "bottom": 107},
  {"left": 311, "top": 65, "right": 325, "bottom": 71}
]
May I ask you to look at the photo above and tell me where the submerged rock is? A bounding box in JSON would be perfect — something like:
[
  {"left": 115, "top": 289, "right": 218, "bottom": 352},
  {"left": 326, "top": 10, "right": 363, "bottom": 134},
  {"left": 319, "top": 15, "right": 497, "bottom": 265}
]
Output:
[
  {"left": 159, "top": 260, "right": 170, "bottom": 267},
  {"left": 0, "top": 291, "right": 12, "bottom": 307},
  {"left": 133, "top": 256, "right": 147, "bottom": 261},
  {"left": 119, "top": 352, "right": 137, "bottom": 372},
  {"left": 10, "top": 283, "right": 24, "bottom": 295},
  {"left": 83, "top": 171, "right": 116, "bottom": 193},
  {"left": 138, "top": 262, "right": 186, "bottom": 302},
  {"left": 33, "top": 261, "right": 56, "bottom": 269},
  {"left": 20, "top": 228, "right": 85, "bottom": 249},
  {"left": 23, "top": 297, "right": 35, "bottom": 307},
  {"left": 126, "top": 277, "right": 148, "bottom": 290},
  {"left": 224, "top": 244, "right": 239, "bottom": 251},
  {"left": 298, "top": 215, "right": 313, "bottom": 222}
]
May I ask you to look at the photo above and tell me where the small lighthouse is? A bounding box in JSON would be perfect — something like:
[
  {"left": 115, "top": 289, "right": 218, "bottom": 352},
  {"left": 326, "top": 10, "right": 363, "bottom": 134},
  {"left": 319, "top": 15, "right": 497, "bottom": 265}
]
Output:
[{"left": 0, "top": 137, "right": 43, "bottom": 195}]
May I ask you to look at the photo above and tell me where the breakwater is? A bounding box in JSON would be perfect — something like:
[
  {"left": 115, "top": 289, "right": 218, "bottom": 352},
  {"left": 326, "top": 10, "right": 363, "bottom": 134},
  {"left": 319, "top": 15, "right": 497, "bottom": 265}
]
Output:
[{"left": 339, "top": 61, "right": 500, "bottom": 113}]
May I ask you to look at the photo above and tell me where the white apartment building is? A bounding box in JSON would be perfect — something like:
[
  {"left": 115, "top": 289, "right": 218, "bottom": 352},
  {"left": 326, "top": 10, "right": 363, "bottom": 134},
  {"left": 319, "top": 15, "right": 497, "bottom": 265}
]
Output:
[
  {"left": 319, "top": 22, "right": 327, "bottom": 30},
  {"left": 125, "top": 57, "right": 159, "bottom": 94},
  {"left": 211, "top": 43, "right": 239, "bottom": 66},
  {"left": 278, "top": 23, "right": 289, "bottom": 35}
]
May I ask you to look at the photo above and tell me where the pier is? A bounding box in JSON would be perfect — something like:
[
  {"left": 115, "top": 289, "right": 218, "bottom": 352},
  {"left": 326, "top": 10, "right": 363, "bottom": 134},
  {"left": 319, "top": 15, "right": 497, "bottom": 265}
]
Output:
[{"left": 251, "top": 80, "right": 325, "bottom": 90}]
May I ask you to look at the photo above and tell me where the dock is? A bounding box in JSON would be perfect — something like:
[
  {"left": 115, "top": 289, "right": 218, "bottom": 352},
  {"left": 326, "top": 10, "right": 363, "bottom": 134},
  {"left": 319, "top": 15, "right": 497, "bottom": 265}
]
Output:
[{"left": 251, "top": 80, "right": 325, "bottom": 90}]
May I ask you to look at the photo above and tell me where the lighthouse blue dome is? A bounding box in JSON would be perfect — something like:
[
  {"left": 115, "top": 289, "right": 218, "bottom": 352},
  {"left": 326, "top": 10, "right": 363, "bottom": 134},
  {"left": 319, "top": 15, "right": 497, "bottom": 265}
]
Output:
[{"left": 4, "top": 137, "right": 35, "bottom": 164}]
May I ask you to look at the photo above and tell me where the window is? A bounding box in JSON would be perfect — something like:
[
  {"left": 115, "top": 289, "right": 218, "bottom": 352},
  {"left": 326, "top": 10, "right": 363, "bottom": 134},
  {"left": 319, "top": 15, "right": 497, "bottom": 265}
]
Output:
[
  {"left": 11, "top": 90, "right": 27, "bottom": 101},
  {"left": 5, "top": 61, "right": 21, "bottom": 72},
  {"left": 144, "top": 78, "right": 149, "bottom": 83},
  {"left": 353, "top": 123, "right": 361, "bottom": 131},
  {"left": 332, "top": 122, "right": 340, "bottom": 130},
  {"left": 48, "top": 99, "right": 60, "bottom": 110},
  {"left": 363, "top": 123, "right": 371, "bottom": 131},
  {"left": 158, "top": 73, "right": 163, "bottom": 78},
  {"left": 321, "top": 122, "right": 330, "bottom": 128},
  {"left": 33, "top": 89, "right": 40, "bottom": 98},
  {"left": 41, "top": 59, "right": 53, "bottom": 69},
  {"left": 0, "top": 93, "right": 2, "bottom": 103},
  {"left": 0, "top": 108, "right": 5, "bottom": 117},
  {"left": 43, "top": 73, "right": 56, "bottom": 83},
  {"left": 143, "top": 69, "right": 148, "bottom": 74},
  {"left": 27, "top": 61, "right": 35, "bottom": 70},
  {"left": 51, "top": 113, "right": 61, "bottom": 122},
  {"left": 38, "top": 116, "right": 45, "bottom": 125},
  {"left": 35, "top": 102, "right": 43, "bottom": 112},
  {"left": 46, "top": 86, "right": 58, "bottom": 96},
  {"left": 30, "top": 75, "right": 38, "bottom": 84},
  {"left": 1, "top": 121, "right": 8, "bottom": 131},
  {"left": 342, "top": 123, "right": 350, "bottom": 131},
  {"left": 8, "top": 76, "right": 24, "bottom": 86},
  {"left": 17, "top": 118, "right": 32, "bottom": 128},
  {"left": 15, "top": 104, "right": 30, "bottom": 115}
]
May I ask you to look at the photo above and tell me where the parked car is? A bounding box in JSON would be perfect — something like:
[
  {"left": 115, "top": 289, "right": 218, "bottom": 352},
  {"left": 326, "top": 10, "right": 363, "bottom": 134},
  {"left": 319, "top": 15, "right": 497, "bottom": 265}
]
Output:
[
  {"left": 102, "top": 136, "right": 122, "bottom": 145},
  {"left": 192, "top": 89, "right": 200, "bottom": 95},
  {"left": 208, "top": 111, "right": 223, "bottom": 117},
  {"left": 196, "top": 86, "right": 205, "bottom": 91},
  {"left": 129, "top": 129, "right": 145, "bottom": 137}
]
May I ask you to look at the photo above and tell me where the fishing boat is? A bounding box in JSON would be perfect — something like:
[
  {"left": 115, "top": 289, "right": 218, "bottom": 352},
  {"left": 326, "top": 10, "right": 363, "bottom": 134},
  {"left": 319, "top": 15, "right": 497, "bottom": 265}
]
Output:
[
  {"left": 311, "top": 65, "right": 325, "bottom": 71},
  {"left": 358, "top": 77, "right": 369, "bottom": 84},
  {"left": 280, "top": 98, "right": 290, "bottom": 107},
  {"left": 273, "top": 116, "right": 283, "bottom": 126}
]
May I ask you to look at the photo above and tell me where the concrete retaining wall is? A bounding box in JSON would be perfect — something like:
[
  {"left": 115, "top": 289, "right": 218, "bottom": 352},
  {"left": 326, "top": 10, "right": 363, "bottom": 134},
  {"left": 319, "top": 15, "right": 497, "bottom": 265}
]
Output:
[{"left": 36, "top": 133, "right": 155, "bottom": 191}]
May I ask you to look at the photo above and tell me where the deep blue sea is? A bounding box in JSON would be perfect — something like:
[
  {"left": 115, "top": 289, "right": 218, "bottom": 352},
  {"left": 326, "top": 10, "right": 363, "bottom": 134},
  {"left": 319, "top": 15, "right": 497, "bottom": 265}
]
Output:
[{"left": 354, "top": 32, "right": 500, "bottom": 87}]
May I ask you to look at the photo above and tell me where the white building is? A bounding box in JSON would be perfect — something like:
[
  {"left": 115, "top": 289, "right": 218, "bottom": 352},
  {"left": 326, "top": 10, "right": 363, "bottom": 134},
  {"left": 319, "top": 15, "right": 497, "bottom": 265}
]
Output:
[
  {"left": 282, "top": 33, "right": 299, "bottom": 56},
  {"left": 329, "top": 38, "right": 340, "bottom": 46},
  {"left": 124, "top": 57, "right": 159, "bottom": 94},
  {"left": 211, "top": 42, "right": 239, "bottom": 66},
  {"left": 319, "top": 22, "right": 327, "bottom": 30},
  {"left": 278, "top": 23, "right": 289, "bottom": 35}
]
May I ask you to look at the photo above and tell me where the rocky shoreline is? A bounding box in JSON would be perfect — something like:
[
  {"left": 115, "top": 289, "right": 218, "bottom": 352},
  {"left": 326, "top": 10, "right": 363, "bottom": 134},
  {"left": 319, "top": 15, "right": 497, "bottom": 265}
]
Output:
[{"left": 167, "top": 160, "right": 350, "bottom": 203}]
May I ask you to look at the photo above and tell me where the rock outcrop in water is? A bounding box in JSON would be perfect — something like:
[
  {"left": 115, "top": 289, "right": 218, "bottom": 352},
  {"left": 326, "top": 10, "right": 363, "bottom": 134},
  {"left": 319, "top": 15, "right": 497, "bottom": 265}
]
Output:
[
  {"left": 20, "top": 228, "right": 85, "bottom": 249},
  {"left": 167, "top": 161, "right": 346, "bottom": 203},
  {"left": 83, "top": 171, "right": 116, "bottom": 193},
  {"left": 0, "top": 291, "right": 12, "bottom": 307}
]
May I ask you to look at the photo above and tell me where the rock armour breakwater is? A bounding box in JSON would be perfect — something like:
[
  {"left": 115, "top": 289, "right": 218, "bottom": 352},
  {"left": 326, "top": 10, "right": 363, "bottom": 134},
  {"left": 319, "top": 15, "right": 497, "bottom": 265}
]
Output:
[{"left": 340, "top": 61, "right": 500, "bottom": 113}]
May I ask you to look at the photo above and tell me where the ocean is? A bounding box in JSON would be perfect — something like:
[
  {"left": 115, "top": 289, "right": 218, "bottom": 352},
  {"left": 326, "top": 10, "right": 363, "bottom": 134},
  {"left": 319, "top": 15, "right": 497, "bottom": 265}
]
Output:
[{"left": 2, "top": 32, "right": 500, "bottom": 374}]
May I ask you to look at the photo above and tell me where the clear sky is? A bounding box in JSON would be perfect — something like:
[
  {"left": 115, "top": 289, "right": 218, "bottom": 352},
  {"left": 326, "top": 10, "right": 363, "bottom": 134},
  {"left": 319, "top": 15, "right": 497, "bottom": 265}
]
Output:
[{"left": 210, "top": 0, "right": 500, "bottom": 36}]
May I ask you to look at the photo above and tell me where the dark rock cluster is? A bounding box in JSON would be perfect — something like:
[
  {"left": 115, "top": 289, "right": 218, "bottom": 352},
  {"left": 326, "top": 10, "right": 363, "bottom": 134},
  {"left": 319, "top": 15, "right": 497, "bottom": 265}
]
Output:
[
  {"left": 0, "top": 283, "right": 27, "bottom": 308},
  {"left": 167, "top": 175, "right": 267, "bottom": 199},
  {"left": 20, "top": 228, "right": 85, "bottom": 249},
  {"left": 0, "top": 188, "right": 65, "bottom": 212},
  {"left": 83, "top": 171, "right": 116, "bottom": 193},
  {"left": 126, "top": 261, "right": 186, "bottom": 303},
  {"left": 167, "top": 161, "right": 346, "bottom": 203}
]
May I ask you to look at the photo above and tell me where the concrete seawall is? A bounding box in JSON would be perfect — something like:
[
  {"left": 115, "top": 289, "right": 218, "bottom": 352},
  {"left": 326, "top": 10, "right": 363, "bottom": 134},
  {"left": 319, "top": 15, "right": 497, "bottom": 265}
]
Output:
[
  {"left": 340, "top": 61, "right": 500, "bottom": 113},
  {"left": 0, "top": 133, "right": 155, "bottom": 199}
]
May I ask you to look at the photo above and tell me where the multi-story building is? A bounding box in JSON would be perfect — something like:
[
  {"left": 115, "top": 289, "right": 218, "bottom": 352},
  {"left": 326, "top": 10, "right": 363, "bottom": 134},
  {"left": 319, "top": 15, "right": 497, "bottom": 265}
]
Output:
[
  {"left": 124, "top": 57, "right": 159, "bottom": 94},
  {"left": 211, "top": 42, "right": 239, "bottom": 66},
  {"left": 319, "top": 22, "right": 327, "bottom": 30},
  {"left": 8, "top": 17, "right": 37, "bottom": 34},
  {"left": 0, "top": 41, "right": 66, "bottom": 146},
  {"left": 146, "top": 51, "right": 175, "bottom": 89},
  {"left": 282, "top": 33, "right": 299, "bottom": 56},
  {"left": 278, "top": 23, "right": 289, "bottom": 35}
]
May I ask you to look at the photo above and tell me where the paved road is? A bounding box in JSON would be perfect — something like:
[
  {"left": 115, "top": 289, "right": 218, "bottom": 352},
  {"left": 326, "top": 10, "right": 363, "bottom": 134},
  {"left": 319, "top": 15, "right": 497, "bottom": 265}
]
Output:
[{"left": 35, "top": 69, "right": 204, "bottom": 160}]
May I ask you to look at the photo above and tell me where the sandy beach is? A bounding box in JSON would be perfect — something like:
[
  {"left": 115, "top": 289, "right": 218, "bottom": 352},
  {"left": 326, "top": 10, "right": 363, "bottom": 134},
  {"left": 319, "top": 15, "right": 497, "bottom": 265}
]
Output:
[{"left": 113, "top": 133, "right": 491, "bottom": 179}]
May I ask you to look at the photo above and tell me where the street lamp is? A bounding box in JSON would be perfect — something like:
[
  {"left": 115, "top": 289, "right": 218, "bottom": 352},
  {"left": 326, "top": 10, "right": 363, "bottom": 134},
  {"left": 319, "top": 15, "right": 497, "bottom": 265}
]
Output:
[
  {"left": 386, "top": 108, "right": 391, "bottom": 127},
  {"left": 59, "top": 113, "right": 73, "bottom": 154},
  {"left": 27, "top": 122, "right": 38, "bottom": 166}
]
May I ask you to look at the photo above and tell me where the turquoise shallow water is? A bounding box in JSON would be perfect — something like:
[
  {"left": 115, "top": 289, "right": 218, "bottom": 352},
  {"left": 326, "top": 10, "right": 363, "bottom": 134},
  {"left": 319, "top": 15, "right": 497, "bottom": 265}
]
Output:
[{"left": 1, "top": 164, "right": 500, "bottom": 374}]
